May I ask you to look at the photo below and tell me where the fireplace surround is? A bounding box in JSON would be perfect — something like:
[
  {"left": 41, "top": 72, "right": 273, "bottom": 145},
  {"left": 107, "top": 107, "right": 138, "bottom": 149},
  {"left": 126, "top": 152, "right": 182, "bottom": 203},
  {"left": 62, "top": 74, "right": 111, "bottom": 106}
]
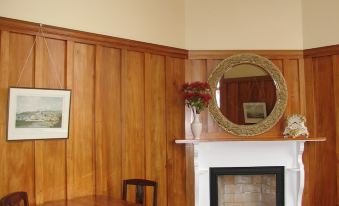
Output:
[{"left": 175, "top": 137, "right": 325, "bottom": 206}]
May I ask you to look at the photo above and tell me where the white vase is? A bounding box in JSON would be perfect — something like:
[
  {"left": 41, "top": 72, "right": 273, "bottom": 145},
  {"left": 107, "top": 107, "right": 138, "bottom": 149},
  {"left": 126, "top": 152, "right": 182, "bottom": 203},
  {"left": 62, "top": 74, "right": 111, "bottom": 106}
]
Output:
[{"left": 191, "top": 109, "right": 202, "bottom": 139}]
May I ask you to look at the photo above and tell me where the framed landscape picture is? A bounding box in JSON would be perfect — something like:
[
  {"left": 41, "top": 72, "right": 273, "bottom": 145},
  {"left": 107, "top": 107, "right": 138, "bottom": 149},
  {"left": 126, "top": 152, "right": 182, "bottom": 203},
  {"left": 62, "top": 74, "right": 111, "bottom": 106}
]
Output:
[
  {"left": 7, "top": 87, "right": 71, "bottom": 140},
  {"left": 243, "top": 102, "right": 267, "bottom": 124}
]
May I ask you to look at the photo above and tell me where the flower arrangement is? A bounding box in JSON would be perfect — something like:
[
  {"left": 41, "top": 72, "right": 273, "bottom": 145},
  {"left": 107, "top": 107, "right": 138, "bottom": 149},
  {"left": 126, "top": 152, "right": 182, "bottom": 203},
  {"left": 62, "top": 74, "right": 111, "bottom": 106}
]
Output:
[{"left": 183, "top": 81, "right": 212, "bottom": 114}]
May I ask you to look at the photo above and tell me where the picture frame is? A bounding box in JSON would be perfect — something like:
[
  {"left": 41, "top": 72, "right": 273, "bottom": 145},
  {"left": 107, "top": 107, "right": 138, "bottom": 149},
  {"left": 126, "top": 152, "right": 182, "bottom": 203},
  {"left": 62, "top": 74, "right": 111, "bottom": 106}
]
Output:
[
  {"left": 7, "top": 87, "right": 71, "bottom": 140},
  {"left": 243, "top": 102, "right": 267, "bottom": 124}
]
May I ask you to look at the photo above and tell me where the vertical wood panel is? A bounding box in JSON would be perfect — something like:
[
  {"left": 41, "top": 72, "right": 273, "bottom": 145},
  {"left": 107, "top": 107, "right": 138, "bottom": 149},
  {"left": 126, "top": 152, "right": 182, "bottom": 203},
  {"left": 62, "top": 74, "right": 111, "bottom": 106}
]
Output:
[
  {"left": 303, "top": 47, "right": 339, "bottom": 206},
  {"left": 6, "top": 32, "right": 35, "bottom": 204},
  {"left": 333, "top": 55, "right": 339, "bottom": 205},
  {"left": 166, "top": 56, "right": 186, "bottom": 206},
  {"left": 95, "top": 45, "right": 122, "bottom": 198},
  {"left": 67, "top": 43, "right": 95, "bottom": 198},
  {"left": 313, "top": 56, "right": 337, "bottom": 206},
  {"left": 145, "top": 53, "right": 167, "bottom": 206},
  {"left": 0, "top": 31, "right": 9, "bottom": 198},
  {"left": 283, "top": 59, "right": 301, "bottom": 116},
  {"left": 121, "top": 50, "right": 145, "bottom": 202},
  {"left": 66, "top": 40, "right": 74, "bottom": 199},
  {"left": 298, "top": 59, "right": 306, "bottom": 116},
  {"left": 303, "top": 57, "right": 316, "bottom": 206},
  {"left": 34, "top": 37, "right": 67, "bottom": 204}
]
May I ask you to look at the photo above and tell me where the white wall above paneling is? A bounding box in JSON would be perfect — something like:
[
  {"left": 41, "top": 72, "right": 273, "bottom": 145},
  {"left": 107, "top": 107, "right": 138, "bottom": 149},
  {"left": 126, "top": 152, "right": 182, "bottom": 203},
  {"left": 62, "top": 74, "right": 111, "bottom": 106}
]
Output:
[
  {"left": 302, "top": 0, "right": 339, "bottom": 49},
  {"left": 1, "top": 0, "right": 338, "bottom": 51},
  {"left": 0, "top": 0, "right": 185, "bottom": 48},
  {"left": 185, "top": 0, "right": 304, "bottom": 50}
]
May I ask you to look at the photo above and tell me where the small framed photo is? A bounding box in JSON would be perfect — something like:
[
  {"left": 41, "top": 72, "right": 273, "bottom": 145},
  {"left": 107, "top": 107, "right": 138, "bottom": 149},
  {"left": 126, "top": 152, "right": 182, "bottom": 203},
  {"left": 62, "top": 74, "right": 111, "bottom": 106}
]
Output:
[
  {"left": 7, "top": 87, "right": 71, "bottom": 140},
  {"left": 243, "top": 102, "right": 267, "bottom": 124}
]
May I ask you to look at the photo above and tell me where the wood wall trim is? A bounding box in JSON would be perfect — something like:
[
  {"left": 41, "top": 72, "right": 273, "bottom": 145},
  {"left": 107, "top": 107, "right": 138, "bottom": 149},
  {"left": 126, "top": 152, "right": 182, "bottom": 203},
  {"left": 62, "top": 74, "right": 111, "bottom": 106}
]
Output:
[
  {"left": 0, "top": 16, "right": 188, "bottom": 59},
  {"left": 189, "top": 50, "right": 304, "bottom": 60},
  {"left": 304, "top": 44, "right": 339, "bottom": 58}
]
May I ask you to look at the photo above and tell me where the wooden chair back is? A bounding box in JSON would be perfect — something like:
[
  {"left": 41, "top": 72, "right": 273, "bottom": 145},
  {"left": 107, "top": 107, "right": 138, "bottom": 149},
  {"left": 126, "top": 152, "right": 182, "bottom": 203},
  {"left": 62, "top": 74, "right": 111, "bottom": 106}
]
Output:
[
  {"left": 0, "top": 192, "right": 28, "bottom": 206},
  {"left": 122, "top": 179, "right": 157, "bottom": 206}
]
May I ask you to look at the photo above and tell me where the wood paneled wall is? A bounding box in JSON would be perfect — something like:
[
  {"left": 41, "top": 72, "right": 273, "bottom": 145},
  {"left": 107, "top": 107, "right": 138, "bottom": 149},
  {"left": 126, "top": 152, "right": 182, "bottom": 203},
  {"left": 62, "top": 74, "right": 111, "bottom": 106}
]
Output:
[
  {"left": 303, "top": 45, "right": 339, "bottom": 206},
  {"left": 0, "top": 17, "right": 187, "bottom": 206}
]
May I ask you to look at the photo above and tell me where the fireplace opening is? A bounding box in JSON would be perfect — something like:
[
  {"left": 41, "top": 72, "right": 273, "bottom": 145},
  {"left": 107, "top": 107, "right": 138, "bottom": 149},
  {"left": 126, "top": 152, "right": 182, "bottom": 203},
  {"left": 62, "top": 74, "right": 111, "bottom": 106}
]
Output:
[{"left": 210, "top": 166, "right": 284, "bottom": 206}]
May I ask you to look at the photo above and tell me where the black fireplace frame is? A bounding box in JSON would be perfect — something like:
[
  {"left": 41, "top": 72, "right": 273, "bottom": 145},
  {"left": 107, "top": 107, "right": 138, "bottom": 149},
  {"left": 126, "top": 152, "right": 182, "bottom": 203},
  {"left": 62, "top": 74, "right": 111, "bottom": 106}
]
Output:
[{"left": 210, "top": 166, "right": 285, "bottom": 206}]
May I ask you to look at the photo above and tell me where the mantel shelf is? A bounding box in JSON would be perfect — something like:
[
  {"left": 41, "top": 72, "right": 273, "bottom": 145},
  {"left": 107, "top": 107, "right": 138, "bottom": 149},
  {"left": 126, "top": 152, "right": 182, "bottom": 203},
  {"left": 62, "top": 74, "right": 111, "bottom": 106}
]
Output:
[{"left": 175, "top": 133, "right": 326, "bottom": 144}]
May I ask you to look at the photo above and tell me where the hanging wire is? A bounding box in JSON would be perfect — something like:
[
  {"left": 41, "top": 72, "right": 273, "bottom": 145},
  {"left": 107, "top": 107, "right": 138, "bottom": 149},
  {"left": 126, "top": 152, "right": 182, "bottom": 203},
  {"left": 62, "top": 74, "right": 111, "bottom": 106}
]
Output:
[
  {"left": 16, "top": 23, "right": 63, "bottom": 89},
  {"left": 15, "top": 34, "right": 38, "bottom": 86},
  {"left": 40, "top": 24, "right": 63, "bottom": 89}
]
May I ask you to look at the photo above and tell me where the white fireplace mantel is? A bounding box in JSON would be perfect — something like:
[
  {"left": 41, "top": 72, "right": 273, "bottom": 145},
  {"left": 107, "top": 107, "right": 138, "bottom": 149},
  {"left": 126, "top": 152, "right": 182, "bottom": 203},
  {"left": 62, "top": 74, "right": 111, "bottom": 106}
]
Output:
[{"left": 175, "top": 135, "right": 325, "bottom": 206}]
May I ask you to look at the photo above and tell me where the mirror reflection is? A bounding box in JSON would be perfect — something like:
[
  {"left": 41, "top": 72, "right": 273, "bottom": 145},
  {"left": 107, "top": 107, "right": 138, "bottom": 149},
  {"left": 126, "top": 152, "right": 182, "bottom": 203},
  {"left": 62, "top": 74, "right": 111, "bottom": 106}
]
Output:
[{"left": 216, "top": 63, "right": 276, "bottom": 125}]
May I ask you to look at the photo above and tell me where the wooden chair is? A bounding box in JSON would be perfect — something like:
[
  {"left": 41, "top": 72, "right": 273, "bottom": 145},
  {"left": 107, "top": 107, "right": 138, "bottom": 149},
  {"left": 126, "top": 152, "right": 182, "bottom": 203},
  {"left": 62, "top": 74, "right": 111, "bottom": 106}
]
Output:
[
  {"left": 0, "top": 192, "right": 28, "bottom": 206},
  {"left": 122, "top": 179, "right": 157, "bottom": 206}
]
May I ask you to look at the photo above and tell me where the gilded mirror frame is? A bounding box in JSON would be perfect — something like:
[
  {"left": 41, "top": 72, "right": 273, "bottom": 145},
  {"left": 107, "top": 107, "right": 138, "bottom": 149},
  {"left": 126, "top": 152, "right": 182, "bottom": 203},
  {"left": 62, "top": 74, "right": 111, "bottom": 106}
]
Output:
[{"left": 208, "top": 54, "right": 288, "bottom": 136}]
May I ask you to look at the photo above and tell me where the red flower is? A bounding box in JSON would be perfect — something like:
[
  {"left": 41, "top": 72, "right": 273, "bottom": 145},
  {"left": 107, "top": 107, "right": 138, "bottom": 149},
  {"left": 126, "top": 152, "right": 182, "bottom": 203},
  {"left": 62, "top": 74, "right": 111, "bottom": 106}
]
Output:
[{"left": 182, "top": 81, "right": 212, "bottom": 113}]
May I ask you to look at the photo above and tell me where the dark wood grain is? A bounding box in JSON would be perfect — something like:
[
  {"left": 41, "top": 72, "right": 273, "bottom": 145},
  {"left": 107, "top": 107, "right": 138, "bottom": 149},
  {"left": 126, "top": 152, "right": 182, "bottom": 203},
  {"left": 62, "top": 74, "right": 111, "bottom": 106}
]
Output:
[
  {"left": 303, "top": 51, "right": 339, "bottom": 205},
  {"left": 312, "top": 56, "right": 336, "bottom": 206}
]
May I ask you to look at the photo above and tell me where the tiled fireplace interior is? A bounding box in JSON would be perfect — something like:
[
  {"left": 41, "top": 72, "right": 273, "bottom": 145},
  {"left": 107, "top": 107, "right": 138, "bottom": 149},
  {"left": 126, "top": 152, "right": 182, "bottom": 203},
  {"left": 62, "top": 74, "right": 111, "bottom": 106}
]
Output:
[
  {"left": 217, "top": 174, "right": 276, "bottom": 206},
  {"left": 210, "top": 167, "right": 284, "bottom": 206}
]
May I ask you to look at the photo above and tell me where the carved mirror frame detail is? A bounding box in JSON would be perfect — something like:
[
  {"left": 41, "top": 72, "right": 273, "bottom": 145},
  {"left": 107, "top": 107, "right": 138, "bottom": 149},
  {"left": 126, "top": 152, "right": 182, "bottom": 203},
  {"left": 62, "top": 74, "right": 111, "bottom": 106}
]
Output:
[{"left": 208, "top": 54, "right": 288, "bottom": 136}]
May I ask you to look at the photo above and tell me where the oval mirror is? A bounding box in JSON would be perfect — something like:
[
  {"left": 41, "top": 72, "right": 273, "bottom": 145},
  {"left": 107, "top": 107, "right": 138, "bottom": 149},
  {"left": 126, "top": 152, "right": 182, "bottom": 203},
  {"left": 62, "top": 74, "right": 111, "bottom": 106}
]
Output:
[{"left": 208, "top": 54, "right": 288, "bottom": 136}]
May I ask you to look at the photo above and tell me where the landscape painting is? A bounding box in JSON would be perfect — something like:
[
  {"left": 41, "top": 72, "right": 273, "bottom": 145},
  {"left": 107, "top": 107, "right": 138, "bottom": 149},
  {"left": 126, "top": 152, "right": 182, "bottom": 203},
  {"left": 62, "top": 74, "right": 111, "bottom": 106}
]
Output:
[
  {"left": 7, "top": 88, "right": 71, "bottom": 140},
  {"left": 243, "top": 102, "right": 267, "bottom": 124},
  {"left": 15, "top": 96, "right": 63, "bottom": 128}
]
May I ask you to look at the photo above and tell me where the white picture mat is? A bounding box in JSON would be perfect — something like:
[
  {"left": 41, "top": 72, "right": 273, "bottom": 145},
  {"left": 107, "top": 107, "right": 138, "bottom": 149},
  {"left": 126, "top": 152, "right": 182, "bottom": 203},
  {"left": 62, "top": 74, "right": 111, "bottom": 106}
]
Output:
[
  {"left": 243, "top": 102, "right": 267, "bottom": 124},
  {"left": 7, "top": 88, "right": 71, "bottom": 140}
]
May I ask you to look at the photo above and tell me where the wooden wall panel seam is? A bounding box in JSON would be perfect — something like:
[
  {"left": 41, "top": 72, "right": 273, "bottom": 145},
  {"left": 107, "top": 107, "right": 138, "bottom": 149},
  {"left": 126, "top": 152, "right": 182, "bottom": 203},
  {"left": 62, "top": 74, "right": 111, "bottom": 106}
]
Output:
[
  {"left": 333, "top": 55, "right": 339, "bottom": 205},
  {"left": 144, "top": 53, "right": 147, "bottom": 181},
  {"left": 93, "top": 45, "right": 98, "bottom": 195},
  {"left": 120, "top": 49, "right": 126, "bottom": 185},
  {"left": 298, "top": 58, "right": 306, "bottom": 115},
  {"left": 65, "top": 40, "right": 74, "bottom": 200}
]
